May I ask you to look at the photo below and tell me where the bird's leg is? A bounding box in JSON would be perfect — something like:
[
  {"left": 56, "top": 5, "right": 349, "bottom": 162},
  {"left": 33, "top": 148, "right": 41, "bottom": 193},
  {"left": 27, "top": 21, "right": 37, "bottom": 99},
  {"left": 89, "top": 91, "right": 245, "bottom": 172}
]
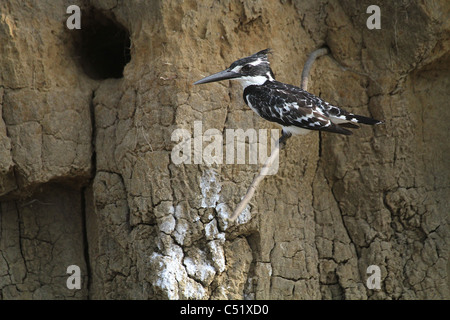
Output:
[{"left": 278, "top": 131, "right": 292, "bottom": 149}]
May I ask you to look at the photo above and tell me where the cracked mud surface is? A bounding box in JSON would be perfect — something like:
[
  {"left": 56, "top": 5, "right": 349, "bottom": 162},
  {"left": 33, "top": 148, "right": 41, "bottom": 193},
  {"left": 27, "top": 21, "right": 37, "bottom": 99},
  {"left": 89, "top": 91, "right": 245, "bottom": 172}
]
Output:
[{"left": 0, "top": 0, "right": 449, "bottom": 299}]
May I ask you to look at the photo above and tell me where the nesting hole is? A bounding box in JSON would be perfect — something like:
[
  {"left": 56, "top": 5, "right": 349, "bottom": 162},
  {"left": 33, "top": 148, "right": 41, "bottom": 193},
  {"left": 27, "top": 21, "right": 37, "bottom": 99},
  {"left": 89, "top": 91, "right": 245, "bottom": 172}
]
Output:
[{"left": 72, "top": 8, "right": 131, "bottom": 80}]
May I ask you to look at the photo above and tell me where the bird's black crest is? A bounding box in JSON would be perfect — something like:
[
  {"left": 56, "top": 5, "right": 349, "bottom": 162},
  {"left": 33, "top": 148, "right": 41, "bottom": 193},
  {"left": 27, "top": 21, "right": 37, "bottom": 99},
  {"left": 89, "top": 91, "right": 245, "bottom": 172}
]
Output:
[
  {"left": 229, "top": 49, "right": 272, "bottom": 69},
  {"left": 253, "top": 48, "right": 272, "bottom": 60}
]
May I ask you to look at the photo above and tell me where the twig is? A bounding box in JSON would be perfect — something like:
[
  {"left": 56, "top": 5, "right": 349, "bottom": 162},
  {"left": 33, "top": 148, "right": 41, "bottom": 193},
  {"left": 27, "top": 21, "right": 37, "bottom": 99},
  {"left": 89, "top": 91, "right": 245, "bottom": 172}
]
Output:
[
  {"left": 229, "top": 47, "right": 329, "bottom": 222},
  {"left": 301, "top": 47, "right": 329, "bottom": 90}
]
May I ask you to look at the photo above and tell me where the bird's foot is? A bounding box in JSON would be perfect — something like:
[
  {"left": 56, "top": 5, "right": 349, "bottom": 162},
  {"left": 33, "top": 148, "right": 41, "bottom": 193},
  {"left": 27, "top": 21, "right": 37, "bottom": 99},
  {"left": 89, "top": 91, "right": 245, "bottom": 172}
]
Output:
[{"left": 278, "top": 131, "right": 292, "bottom": 149}]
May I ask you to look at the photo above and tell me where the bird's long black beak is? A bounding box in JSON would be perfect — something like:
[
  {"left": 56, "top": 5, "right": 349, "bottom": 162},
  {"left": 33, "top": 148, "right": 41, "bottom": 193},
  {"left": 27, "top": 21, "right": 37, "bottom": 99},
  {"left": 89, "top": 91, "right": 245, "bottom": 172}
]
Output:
[{"left": 194, "top": 69, "right": 241, "bottom": 85}]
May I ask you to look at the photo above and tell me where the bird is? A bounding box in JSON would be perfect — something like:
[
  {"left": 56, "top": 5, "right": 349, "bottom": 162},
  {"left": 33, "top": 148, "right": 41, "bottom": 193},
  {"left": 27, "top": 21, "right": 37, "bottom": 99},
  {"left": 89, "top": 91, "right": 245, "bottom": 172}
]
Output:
[{"left": 194, "top": 49, "right": 382, "bottom": 142}]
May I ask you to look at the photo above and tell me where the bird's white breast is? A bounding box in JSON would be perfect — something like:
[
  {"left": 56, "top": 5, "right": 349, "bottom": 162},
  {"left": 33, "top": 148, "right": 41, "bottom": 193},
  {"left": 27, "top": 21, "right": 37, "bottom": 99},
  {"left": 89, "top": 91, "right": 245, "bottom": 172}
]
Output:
[
  {"left": 245, "top": 95, "right": 260, "bottom": 115},
  {"left": 282, "top": 125, "right": 311, "bottom": 135}
]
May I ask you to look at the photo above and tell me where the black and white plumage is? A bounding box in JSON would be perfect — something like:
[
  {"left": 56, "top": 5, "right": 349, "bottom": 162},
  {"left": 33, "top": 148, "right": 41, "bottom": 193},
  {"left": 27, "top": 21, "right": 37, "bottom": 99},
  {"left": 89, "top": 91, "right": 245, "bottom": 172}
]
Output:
[{"left": 194, "top": 49, "right": 382, "bottom": 136}]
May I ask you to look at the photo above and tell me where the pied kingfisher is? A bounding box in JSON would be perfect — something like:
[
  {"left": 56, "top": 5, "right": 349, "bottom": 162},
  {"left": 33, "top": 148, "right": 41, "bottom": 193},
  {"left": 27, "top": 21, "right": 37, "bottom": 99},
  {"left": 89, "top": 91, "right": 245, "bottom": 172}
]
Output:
[{"left": 194, "top": 49, "right": 382, "bottom": 141}]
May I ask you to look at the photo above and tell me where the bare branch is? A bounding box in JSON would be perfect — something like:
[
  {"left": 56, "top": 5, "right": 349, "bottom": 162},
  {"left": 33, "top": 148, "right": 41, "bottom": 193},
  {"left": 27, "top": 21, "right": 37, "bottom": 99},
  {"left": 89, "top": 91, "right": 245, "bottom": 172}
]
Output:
[
  {"left": 229, "top": 47, "right": 329, "bottom": 222},
  {"left": 229, "top": 138, "right": 281, "bottom": 221},
  {"left": 301, "top": 47, "right": 329, "bottom": 90}
]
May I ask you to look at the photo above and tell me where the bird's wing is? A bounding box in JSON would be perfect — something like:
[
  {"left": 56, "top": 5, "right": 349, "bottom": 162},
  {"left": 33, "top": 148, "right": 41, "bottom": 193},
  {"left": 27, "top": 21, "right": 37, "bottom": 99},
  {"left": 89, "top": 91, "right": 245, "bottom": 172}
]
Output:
[
  {"left": 270, "top": 82, "right": 382, "bottom": 126},
  {"left": 244, "top": 81, "right": 352, "bottom": 135}
]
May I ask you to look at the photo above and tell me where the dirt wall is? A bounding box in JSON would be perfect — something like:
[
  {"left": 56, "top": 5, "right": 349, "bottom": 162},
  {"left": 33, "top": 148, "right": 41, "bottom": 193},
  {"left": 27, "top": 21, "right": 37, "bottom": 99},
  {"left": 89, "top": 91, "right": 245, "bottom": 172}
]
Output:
[{"left": 0, "top": 0, "right": 448, "bottom": 299}]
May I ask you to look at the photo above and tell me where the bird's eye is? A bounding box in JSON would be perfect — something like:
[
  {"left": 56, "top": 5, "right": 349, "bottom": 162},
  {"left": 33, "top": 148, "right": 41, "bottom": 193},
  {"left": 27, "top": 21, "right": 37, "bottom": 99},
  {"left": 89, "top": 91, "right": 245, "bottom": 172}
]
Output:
[{"left": 241, "top": 64, "right": 252, "bottom": 72}]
